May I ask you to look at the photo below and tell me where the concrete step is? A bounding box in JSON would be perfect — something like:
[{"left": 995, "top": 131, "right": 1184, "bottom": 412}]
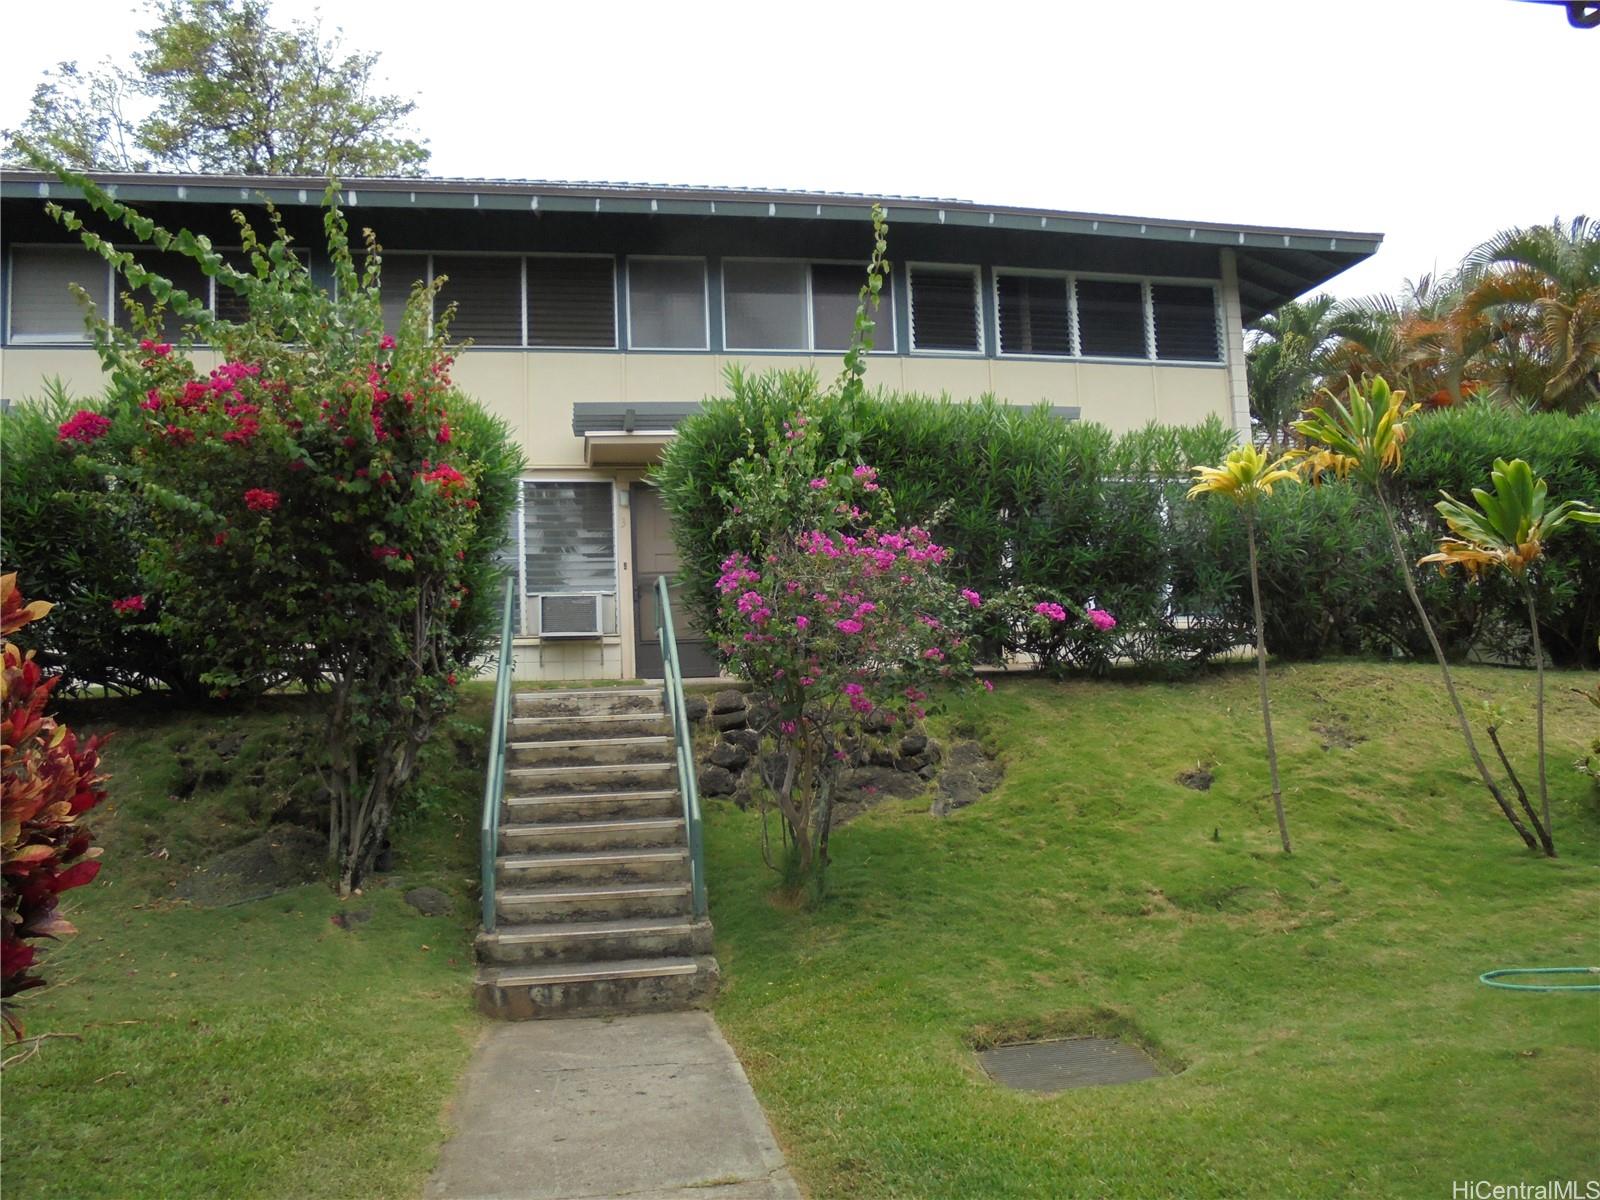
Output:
[
  {"left": 500, "top": 816, "right": 685, "bottom": 853},
  {"left": 496, "top": 881, "right": 691, "bottom": 925},
  {"left": 506, "top": 761, "right": 676, "bottom": 796},
  {"left": 509, "top": 712, "right": 669, "bottom": 742},
  {"left": 515, "top": 688, "right": 663, "bottom": 719},
  {"left": 507, "top": 735, "right": 675, "bottom": 769},
  {"left": 476, "top": 917, "right": 714, "bottom": 966},
  {"left": 495, "top": 847, "right": 689, "bottom": 887},
  {"left": 474, "top": 955, "right": 721, "bottom": 1020},
  {"left": 504, "top": 789, "right": 682, "bottom": 823}
]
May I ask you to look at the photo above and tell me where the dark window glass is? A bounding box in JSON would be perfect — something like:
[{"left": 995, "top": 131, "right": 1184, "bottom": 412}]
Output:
[
  {"left": 113, "top": 251, "right": 211, "bottom": 341},
  {"left": 910, "top": 267, "right": 979, "bottom": 352},
  {"left": 724, "top": 260, "right": 807, "bottom": 349},
  {"left": 812, "top": 263, "right": 894, "bottom": 352},
  {"left": 1075, "top": 278, "right": 1147, "bottom": 358},
  {"left": 435, "top": 255, "right": 522, "bottom": 345},
  {"left": 529, "top": 257, "right": 615, "bottom": 347},
  {"left": 1152, "top": 284, "right": 1220, "bottom": 361},
  {"left": 996, "top": 275, "right": 1072, "bottom": 355}
]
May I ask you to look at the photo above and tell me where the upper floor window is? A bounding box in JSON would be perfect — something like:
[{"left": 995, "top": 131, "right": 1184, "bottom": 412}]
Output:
[
  {"left": 721, "top": 260, "right": 897, "bottom": 353},
  {"left": 529, "top": 256, "right": 616, "bottom": 348},
  {"left": 7, "top": 244, "right": 108, "bottom": 342},
  {"left": 627, "top": 257, "right": 707, "bottom": 350},
  {"left": 995, "top": 274, "right": 1072, "bottom": 356},
  {"left": 435, "top": 255, "right": 523, "bottom": 346},
  {"left": 1075, "top": 278, "right": 1148, "bottom": 359},
  {"left": 376, "top": 253, "right": 430, "bottom": 334},
  {"left": 1151, "top": 283, "right": 1221, "bottom": 362},
  {"left": 908, "top": 265, "right": 982, "bottom": 353}
]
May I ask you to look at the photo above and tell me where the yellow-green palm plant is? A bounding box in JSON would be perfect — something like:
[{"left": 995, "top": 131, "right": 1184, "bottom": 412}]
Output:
[
  {"left": 1293, "top": 377, "right": 1543, "bottom": 853},
  {"left": 1420, "top": 458, "right": 1600, "bottom": 854},
  {"left": 1188, "top": 444, "right": 1301, "bottom": 853}
]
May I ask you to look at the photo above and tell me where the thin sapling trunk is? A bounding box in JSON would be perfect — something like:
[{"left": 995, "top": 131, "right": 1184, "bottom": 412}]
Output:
[
  {"left": 1246, "top": 511, "right": 1291, "bottom": 854},
  {"left": 1525, "top": 587, "right": 1555, "bottom": 854},
  {"left": 1376, "top": 493, "right": 1539, "bottom": 851}
]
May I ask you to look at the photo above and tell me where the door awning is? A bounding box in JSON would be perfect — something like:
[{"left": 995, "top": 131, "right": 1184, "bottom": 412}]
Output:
[{"left": 573, "top": 403, "right": 703, "bottom": 466}]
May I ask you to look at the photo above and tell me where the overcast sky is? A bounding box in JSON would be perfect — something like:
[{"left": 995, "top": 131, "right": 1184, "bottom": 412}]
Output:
[{"left": 4, "top": 0, "right": 1594, "bottom": 302}]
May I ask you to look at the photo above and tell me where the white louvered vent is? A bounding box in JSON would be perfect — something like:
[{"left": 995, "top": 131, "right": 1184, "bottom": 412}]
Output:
[{"left": 539, "top": 593, "right": 603, "bottom": 639}]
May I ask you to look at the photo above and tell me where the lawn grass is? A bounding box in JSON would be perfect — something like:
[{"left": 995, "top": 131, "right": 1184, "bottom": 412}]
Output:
[
  {"left": 706, "top": 660, "right": 1600, "bottom": 1199},
  {"left": 2, "top": 687, "right": 493, "bottom": 1199}
]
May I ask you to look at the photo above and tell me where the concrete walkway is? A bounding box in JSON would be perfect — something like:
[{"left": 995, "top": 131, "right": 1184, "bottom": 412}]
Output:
[{"left": 425, "top": 1012, "right": 802, "bottom": 1200}]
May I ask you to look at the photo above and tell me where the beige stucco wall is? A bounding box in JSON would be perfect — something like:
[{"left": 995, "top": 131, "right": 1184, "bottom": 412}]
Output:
[{"left": 1, "top": 339, "right": 1234, "bottom": 684}]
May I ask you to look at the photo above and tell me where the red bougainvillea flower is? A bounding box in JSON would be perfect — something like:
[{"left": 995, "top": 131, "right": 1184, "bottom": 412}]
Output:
[
  {"left": 56, "top": 410, "right": 112, "bottom": 445},
  {"left": 379, "top": 334, "right": 396, "bottom": 350},
  {"left": 436, "top": 422, "right": 452, "bottom": 445},
  {"left": 137, "top": 339, "right": 172, "bottom": 357},
  {"left": 371, "top": 546, "right": 400, "bottom": 560},
  {"left": 110, "top": 595, "right": 146, "bottom": 614},
  {"left": 1087, "top": 608, "right": 1117, "bottom": 631},
  {"left": 243, "top": 488, "right": 281, "bottom": 512}
]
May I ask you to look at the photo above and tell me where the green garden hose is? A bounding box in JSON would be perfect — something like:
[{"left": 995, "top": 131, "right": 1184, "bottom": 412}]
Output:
[{"left": 1478, "top": 967, "right": 1600, "bottom": 992}]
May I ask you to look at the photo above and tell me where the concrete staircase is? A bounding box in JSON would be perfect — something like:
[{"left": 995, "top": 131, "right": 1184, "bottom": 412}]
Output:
[{"left": 474, "top": 687, "right": 719, "bottom": 1020}]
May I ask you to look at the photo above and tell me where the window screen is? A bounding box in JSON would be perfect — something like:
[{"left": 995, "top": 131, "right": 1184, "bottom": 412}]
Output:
[
  {"left": 996, "top": 275, "right": 1072, "bottom": 356},
  {"left": 628, "top": 259, "right": 706, "bottom": 349},
  {"left": 1152, "top": 284, "right": 1221, "bottom": 361},
  {"left": 528, "top": 257, "right": 615, "bottom": 347},
  {"left": 724, "top": 260, "right": 807, "bottom": 350},
  {"left": 909, "top": 267, "right": 980, "bottom": 352},
  {"left": 1075, "top": 278, "right": 1147, "bottom": 358},
  {"left": 8, "top": 245, "right": 106, "bottom": 340},
  {"left": 112, "top": 250, "right": 211, "bottom": 341},
  {"left": 375, "top": 253, "right": 429, "bottom": 335},
  {"left": 811, "top": 264, "right": 894, "bottom": 352},
  {"left": 436, "top": 255, "right": 522, "bottom": 345}
]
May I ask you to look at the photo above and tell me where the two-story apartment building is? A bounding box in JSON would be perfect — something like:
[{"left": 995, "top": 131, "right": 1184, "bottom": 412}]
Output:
[{"left": 0, "top": 171, "right": 1379, "bottom": 680}]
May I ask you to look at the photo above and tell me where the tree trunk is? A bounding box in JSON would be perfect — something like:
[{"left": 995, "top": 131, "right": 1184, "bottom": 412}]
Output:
[
  {"left": 1525, "top": 588, "right": 1555, "bottom": 854},
  {"left": 1247, "top": 513, "right": 1291, "bottom": 854},
  {"left": 1376, "top": 495, "right": 1538, "bottom": 850}
]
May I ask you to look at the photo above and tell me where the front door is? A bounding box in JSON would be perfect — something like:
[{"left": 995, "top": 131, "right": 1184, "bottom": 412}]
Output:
[{"left": 631, "top": 484, "right": 719, "bottom": 678}]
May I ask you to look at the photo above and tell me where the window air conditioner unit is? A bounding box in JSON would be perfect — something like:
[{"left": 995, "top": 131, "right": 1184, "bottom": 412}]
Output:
[{"left": 538, "top": 593, "right": 604, "bottom": 639}]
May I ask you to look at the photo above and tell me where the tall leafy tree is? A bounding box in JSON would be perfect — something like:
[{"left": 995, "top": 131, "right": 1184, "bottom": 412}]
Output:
[
  {"left": 1187, "top": 445, "right": 1302, "bottom": 852},
  {"left": 1422, "top": 458, "right": 1599, "bottom": 852},
  {"left": 4, "top": 0, "right": 428, "bottom": 176},
  {"left": 1246, "top": 295, "right": 1339, "bottom": 448},
  {"left": 1460, "top": 217, "right": 1600, "bottom": 413},
  {"left": 1294, "top": 378, "right": 1543, "bottom": 854}
]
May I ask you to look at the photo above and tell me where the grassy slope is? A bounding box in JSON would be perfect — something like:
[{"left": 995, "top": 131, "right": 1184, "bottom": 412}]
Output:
[
  {"left": 3, "top": 688, "right": 493, "bottom": 1200},
  {"left": 707, "top": 662, "right": 1600, "bottom": 1200}
]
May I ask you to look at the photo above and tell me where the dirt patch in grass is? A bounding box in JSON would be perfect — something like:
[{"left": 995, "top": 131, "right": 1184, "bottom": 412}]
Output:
[{"left": 966, "top": 1006, "right": 1188, "bottom": 1075}]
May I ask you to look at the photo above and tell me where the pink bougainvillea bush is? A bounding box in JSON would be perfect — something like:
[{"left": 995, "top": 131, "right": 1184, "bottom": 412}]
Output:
[
  {"left": 40, "top": 169, "right": 522, "bottom": 894},
  {"left": 1, "top": 574, "right": 108, "bottom": 1037}
]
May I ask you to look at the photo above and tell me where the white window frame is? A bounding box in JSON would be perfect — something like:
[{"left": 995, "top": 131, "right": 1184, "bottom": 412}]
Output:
[
  {"left": 624, "top": 255, "right": 710, "bottom": 352},
  {"left": 992, "top": 267, "right": 1077, "bottom": 359},
  {"left": 1148, "top": 278, "right": 1227, "bottom": 366},
  {"left": 906, "top": 262, "right": 985, "bottom": 356},
  {"left": 718, "top": 257, "right": 897, "bottom": 354},
  {"left": 513, "top": 475, "right": 623, "bottom": 641}
]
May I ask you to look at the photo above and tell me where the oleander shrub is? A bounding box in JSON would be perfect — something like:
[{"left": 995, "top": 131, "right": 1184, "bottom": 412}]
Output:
[
  {"left": 660, "top": 384, "right": 1600, "bottom": 670},
  {"left": 1, "top": 574, "right": 109, "bottom": 1037}
]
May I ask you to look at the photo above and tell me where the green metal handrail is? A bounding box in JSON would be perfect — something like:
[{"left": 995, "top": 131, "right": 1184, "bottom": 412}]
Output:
[
  {"left": 655, "top": 575, "right": 707, "bottom": 919},
  {"left": 479, "top": 576, "right": 517, "bottom": 933}
]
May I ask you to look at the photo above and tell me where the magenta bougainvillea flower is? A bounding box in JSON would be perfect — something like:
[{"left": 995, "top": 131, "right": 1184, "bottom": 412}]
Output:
[{"left": 56, "top": 410, "right": 112, "bottom": 445}]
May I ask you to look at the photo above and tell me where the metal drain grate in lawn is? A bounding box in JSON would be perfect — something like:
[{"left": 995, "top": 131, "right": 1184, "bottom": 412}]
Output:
[{"left": 977, "top": 1037, "right": 1166, "bottom": 1092}]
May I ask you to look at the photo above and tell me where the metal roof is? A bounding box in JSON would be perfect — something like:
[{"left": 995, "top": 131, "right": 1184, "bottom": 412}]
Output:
[{"left": 0, "top": 169, "right": 1382, "bottom": 319}]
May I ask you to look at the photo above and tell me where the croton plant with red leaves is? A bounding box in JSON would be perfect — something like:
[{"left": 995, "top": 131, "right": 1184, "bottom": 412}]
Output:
[{"left": 1, "top": 573, "right": 108, "bottom": 1038}]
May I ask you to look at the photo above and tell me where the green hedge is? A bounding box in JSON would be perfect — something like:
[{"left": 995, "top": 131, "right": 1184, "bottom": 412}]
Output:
[{"left": 656, "top": 372, "right": 1600, "bottom": 670}]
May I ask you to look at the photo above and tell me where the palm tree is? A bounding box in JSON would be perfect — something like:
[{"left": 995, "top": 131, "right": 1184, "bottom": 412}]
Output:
[
  {"left": 1421, "top": 458, "right": 1600, "bottom": 854},
  {"left": 1246, "top": 296, "right": 1340, "bottom": 448},
  {"left": 1460, "top": 217, "right": 1600, "bottom": 413},
  {"left": 1323, "top": 274, "right": 1479, "bottom": 408},
  {"left": 1292, "top": 377, "right": 1542, "bottom": 853},
  {"left": 1187, "top": 444, "right": 1302, "bottom": 853}
]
